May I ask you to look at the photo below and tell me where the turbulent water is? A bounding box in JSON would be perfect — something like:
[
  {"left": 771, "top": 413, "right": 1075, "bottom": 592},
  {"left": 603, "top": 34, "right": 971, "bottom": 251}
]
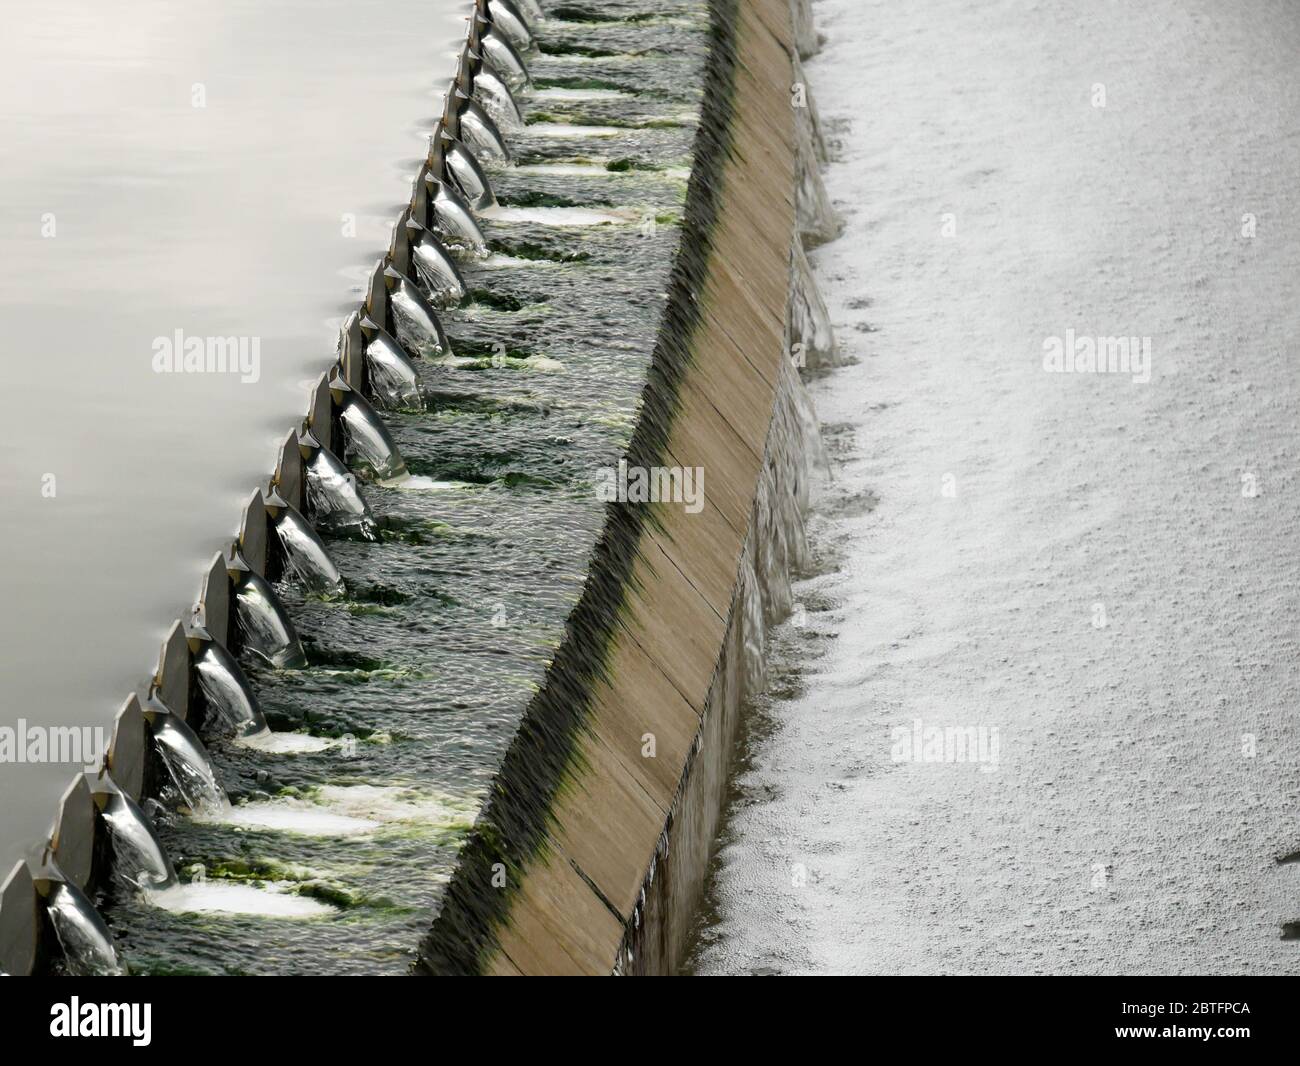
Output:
[
  {"left": 0, "top": 0, "right": 713, "bottom": 974},
  {"left": 691, "top": 0, "right": 1300, "bottom": 975},
  {"left": 102, "top": 7, "right": 711, "bottom": 974}
]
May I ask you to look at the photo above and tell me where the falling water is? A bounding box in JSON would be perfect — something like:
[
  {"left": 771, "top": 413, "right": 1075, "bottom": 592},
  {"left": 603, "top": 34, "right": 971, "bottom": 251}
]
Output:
[
  {"left": 193, "top": 641, "right": 270, "bottom": 740},
  {"left": 736, "top": 555, "right": 767, "bottom": 696},
  {"left": 98, "top": 786, "right": 177, "bottom": 890},
  {"left": 479, "top": 30, "right": 529, "bottom": 91},
  {"left": 752, "top": 360, "right": 818, "bottom": 622},
  {"left": 268, "top": 500, "right": 346, "bottom": 597},
  {"left": 390, "top": 279, "right": 450, "bottom": 358},
  {"left": 788, "top": 244, "right": 837, "bottom": 369},
  {"left": 444, "top": 136, "right": 497, "bottom": 210},
  {"left": 459, "top": 97, "right": 512, "bottom": 162},
  {"left": 486, "top": 0, "right": 533, "bottom": 49},
  {"left": 45, "top": 879, "right": 121, "bottom": 976},
  {"left": 429, "top": 179, "right": 488, "bottom": 256},
  {"left": 149, "top": 711, "right": 229, "bottom": 816},
  {"left": 233, "top": 571, "right": 308, "bottom": 668},
  {"left": 303, "top": 443, "right": 379, "bottom": 540},
  {"left": 412, "top": 232, "right": 468, "bottom": 306},
  {"left": 473, "top": 68, "right": 523, "bottom": 129},
  {"left": 364, "top": 329, "right": 426, "bottom": 410},
  {"left": 336, "top": 393, "right": 411, "bottom": 485}
]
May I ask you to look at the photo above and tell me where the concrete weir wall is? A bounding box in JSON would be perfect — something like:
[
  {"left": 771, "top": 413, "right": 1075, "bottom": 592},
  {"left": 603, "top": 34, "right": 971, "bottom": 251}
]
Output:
[
  {"left": 0, "top": 0, "right": 832, "bottom": 977},
  {"left": 419, "top": 0, "right": 825, "bottom": 976}
]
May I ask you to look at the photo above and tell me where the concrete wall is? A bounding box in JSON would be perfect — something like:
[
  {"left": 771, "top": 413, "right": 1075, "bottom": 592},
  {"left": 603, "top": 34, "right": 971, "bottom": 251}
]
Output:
[
  {"left": 417, "top": 0, "right": 819, "bottom": 976},
  {"left": 0, "top": 0, "right": 831, "bottom": 977}
]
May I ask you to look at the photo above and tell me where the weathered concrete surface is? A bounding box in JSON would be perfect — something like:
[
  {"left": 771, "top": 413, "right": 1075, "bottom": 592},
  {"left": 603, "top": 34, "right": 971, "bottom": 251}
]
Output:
[
  {"left": 0, "top": 862, "right": 38, "bottom": 976},
  {"left": 106, "top": 695, "right": 147, "bottom": 802},
  {"left": 435, "top": 0, "right": 802, "bottom": 976}
]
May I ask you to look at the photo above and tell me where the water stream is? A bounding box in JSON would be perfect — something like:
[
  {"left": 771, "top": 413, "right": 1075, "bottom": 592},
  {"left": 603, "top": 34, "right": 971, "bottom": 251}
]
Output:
[{"left": 81, "top": 0, "right": 715, "bottom": 974}]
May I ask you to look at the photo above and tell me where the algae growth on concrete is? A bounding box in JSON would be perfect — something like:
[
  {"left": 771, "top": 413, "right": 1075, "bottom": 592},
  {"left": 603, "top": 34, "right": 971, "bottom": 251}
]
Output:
[{"left": 106, "top": 2, "right": 712, "bottom": 975}]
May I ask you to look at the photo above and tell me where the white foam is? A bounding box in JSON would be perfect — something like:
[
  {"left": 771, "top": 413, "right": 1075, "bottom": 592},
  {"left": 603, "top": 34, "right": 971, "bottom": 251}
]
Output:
[
  {"left": 482, "top": 252, "right": 548, "bottom": 268},
  {"left": 481, "top": 205, "right": 630, "bottom": 226},
  {"left": 312, "top": 784, "right": 475, "bottom": 829},
  {"left": 512, "top": 163, "right": 613, "bottom": 177},
  {"left": 532, "top": 88, "right": 629, "bottom": 102},
  {"left": 201, "top": 801, "right": 381, "bottom": 837},
  {"left": 148, "top": 881, "right": 334, "bottom": 918},
  {"left": 525, "top": 122, "right": 623, "bottom": 138},
  {"left": 238, "top": 731, "right": 333, "bottom": 755},
  {"left": 193, "top": 784, "right": 474, "bottom": 842},
  {"left": 395, "top": 475, "right": 465, "bottom": 491}
]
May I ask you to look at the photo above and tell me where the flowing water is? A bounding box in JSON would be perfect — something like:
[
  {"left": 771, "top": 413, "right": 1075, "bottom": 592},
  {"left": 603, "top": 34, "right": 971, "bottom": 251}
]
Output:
[
  {"left": 44, "top": 876, "right": 122, "bottom": 976},
  {"left": 98, "top": 781, "right": 177, "bottom": 889},
  {"left": 1, "top": 1, "right": 713, "bottom": 973},
  {"left": 690, "top": 0, "right": 1300, "bottom": 975}
]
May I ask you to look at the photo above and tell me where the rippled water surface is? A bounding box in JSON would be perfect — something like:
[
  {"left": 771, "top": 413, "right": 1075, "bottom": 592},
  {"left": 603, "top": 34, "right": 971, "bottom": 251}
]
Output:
[{"left": 65, "top": 2, "right": 709, "bottom": 974}]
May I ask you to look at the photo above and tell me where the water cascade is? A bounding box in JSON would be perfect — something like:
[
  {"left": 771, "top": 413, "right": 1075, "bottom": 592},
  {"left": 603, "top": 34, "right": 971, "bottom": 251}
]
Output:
[
  {"left": 442, "top": 132, "right": 497, "bottom": 210},
  {"left": 426, "top": 176, "right": 488, "bottom": 256},
  {"left": 143, "top": 701, "right": 229, "bottom": 816},
  {"left": 90, "top": 774, "right": 177, "bottom": 890},
  {"left": 472, "top": 64, "right": 524, "bottom": 129},
  {"left": 383, "top": 268, "right": 452, "bottom": 358},
  {"left": 263, "top": 491, "right": 347, "bottom": 597},
  {"left": 361, "top": 320, "right": 426, "bottom": 410},
  {"left": 478, "top": 28, "right": 529, "bottom": 91},
  {"left": 299, "top": 432, "right": 379, "bottom": 540},
  {"left": 227, "top": 551, "right": 309, "bottom": 669},
  {"left": 788, "top": 242, "right": 837, "bottom": 368},
  {"left": 486, "top": 0, "right": 534, "bottom": 50},
  {"left": 34, "top": 860, "right": 121, "bottom": 976},
  {"left": 190, "top": 632, "right": 271, "bottom": 741},
  {"left": 407, "top": 222, "right": 468, "bottom": 306},
  {"left": 330, "top": 377, "right": 411, "bottom": 485},
  {"left": 456, "top": 92, "right": 513, "bottom": 163}
]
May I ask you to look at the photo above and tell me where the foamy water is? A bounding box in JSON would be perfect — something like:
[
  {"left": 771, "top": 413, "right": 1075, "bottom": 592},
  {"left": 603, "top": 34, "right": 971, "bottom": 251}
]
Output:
[
  {"left": 512, "top": 163, "right": 615, "bottom": 177},
  {"left": 150, "top": 881, "right": 334, "bottom": 918},
  {"left": 238, "top": 731, "right": 334, "bottom": 755},
  {"left": 204, "top": 803, "right": 381, "bottom": 837},
  {"left": 523, "top": 123, "right": 623, "bottom": 139},
  {"left": 531, "top": 88, "right": 629, "bottom": 102},
  {"left": 480, "top": 205, "right": 632, "bottom": 226},
  {"left": 194, "top": 784, "right": 474, "bottom": 839},
  {"left": 694, "top": 0, "right": 1300, "bottom": 976}
]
